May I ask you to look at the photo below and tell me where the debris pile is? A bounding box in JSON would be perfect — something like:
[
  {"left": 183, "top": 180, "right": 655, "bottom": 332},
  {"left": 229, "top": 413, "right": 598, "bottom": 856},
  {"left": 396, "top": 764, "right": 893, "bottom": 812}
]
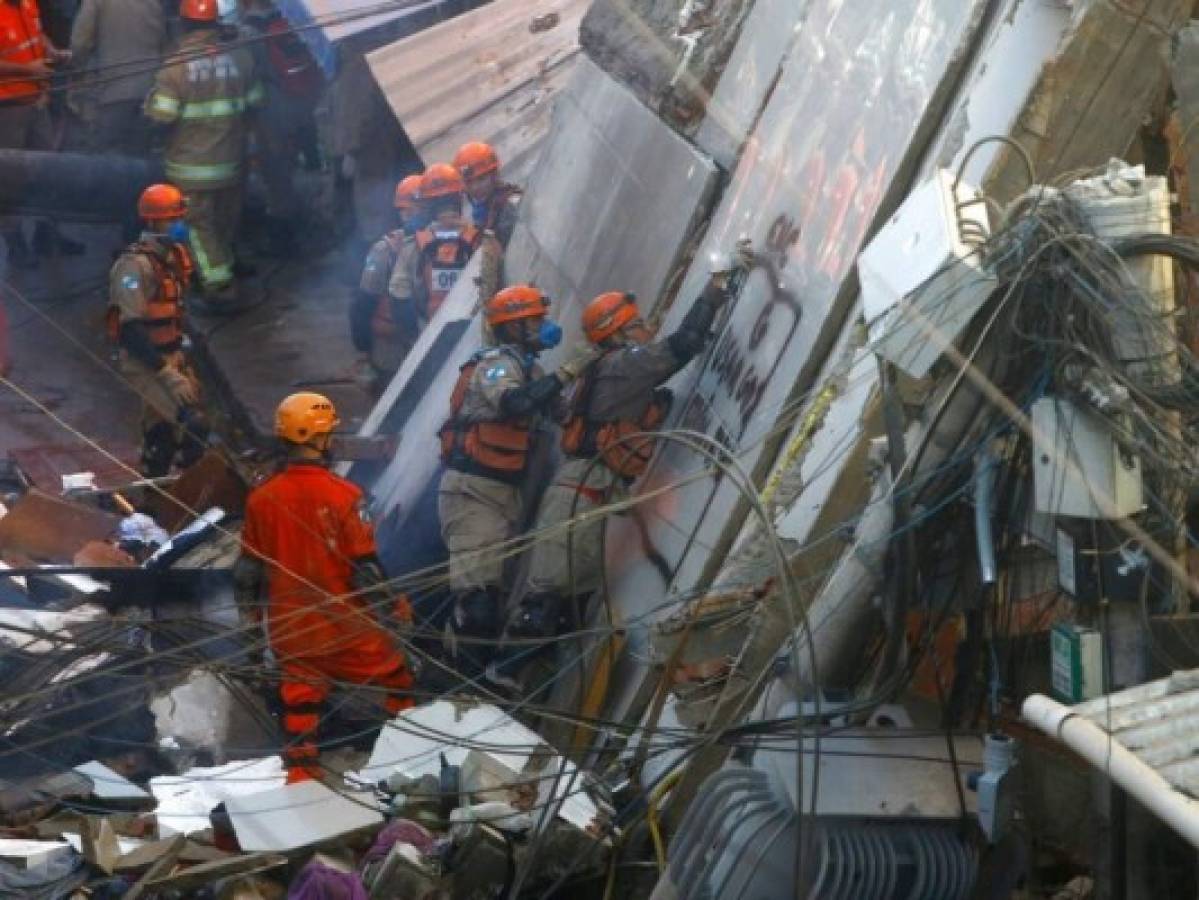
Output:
[{"left": 0, "top": 701, "right": 611, "bottom": 898}]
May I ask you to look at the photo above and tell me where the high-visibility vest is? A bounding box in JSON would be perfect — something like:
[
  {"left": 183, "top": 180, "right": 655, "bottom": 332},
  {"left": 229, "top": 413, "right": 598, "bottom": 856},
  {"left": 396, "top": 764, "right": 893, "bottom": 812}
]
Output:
[
  {"left": 415, "top": 224, "right": 478, "bottom": 318},
  {"left": 0, "top": 0, "right": 45, "bottom": 104},
  {"left": 106, "top": 241, "right": 193, "bottom": 351},
  {"left": 560, "top": 356, "right": 672, "bottom": 479},
  {"left": 439, "top": 349, "right": 532, "bottom": 480}
]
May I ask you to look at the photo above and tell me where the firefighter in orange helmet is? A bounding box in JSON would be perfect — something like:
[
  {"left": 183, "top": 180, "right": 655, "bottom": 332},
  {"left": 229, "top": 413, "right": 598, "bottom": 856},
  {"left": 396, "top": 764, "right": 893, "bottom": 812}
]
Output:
[
  {"left": 234, "top": 392, "right": 414, "bottom": 784},
  {"left": 389, "top": 163, "right": 480, "bottom": 324},
  {"left": 144, "top": 0, "right": 264, "bottom": 305},
  {"left": 348, "top": 174, "right": 425, "bottom": 392},
  {"left": 508, "top": 246, "right": 751, "bottom": 646},
  {"left": 453, "top": 141, "right": 521, "bottom": 248},
  {"left": 437, "top": 285, "right": 596, "bottom": 673},
  {"left": 108, "top": 184, "right": 208, "bottom": 477}
]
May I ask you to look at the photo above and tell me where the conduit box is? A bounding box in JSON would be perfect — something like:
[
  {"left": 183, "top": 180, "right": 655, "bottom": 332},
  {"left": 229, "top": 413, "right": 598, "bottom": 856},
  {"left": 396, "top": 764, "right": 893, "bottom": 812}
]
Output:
[
  {"left": 1051, "top": 623, "right": 1103, "bottom": 703},
  {"left": 1031, "top": 397, "right": 1143, "bottom": 520},
  {"left": 858, "top": 169, "right": 997, "bottom": 379}
]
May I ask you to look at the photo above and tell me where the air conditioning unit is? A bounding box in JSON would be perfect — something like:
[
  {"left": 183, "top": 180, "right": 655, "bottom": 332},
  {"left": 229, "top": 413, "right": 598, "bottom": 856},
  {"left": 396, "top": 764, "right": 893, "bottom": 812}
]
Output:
[{"left": 858, "top": 169, "right": 997, "bottom": 379}]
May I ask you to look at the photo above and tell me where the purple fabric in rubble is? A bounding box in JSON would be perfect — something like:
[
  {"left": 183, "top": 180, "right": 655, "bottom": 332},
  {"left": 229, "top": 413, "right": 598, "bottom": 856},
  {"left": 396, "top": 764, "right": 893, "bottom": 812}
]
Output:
[
  {"left": 287, "top": 862, "right": 368, "bottom": 900},
  {"left": 362, "top": 819, "right": 436, "bottom": 864}
]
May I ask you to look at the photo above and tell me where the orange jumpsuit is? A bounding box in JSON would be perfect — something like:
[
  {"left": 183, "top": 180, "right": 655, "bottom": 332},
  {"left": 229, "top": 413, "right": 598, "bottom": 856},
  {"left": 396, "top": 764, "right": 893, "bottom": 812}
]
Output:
[{"left": 240, "top": 462, "right": 412, "bottom": 781}]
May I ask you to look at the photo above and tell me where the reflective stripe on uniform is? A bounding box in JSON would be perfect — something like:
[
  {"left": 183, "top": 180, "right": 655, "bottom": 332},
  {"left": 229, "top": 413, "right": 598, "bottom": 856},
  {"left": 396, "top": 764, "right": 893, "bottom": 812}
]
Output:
[
  {"left": 178, "top": 96, "right": 248, "bottom": 120},
  {"left": 189, "top": 234, "right": 233, "bottom": 287},
  {"left": 147, "top": 93, "right": 180, "bottom": 119},
  {"left": 164, "top": 160, "right": 240, "bottom": 184}
]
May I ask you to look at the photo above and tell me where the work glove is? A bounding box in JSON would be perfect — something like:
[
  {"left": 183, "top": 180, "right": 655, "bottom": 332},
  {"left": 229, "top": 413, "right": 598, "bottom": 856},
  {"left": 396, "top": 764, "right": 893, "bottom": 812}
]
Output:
[
  {"left": 555, "top": 343, "right": 602, "bottom": 382},
  {"left": 158, "top": 365, "right": 198, "bottom": 406},
  {"left": 709, "top": 235, "right": 754, "bottom": 274}
]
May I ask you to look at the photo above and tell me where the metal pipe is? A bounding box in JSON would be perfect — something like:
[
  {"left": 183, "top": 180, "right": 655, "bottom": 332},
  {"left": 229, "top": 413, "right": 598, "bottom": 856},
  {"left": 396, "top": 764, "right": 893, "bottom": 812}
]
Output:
[
  {"left": 1023, "top": 693, "right": 1199, "bottom": 849},
  {"left": 973, "top": 449, "right": 998, "bottom": 585},
  {"left": 0, "top": 149, "right": 160, "bottom": 219}
]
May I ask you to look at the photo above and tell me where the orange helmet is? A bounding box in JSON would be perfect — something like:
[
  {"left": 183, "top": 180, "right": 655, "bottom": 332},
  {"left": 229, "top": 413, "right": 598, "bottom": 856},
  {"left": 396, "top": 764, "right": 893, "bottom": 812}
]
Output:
[
  {"left": 179, "top": 0, "right": 219, "bottom": 21},
  {"left": 393, "top": 175, "right": 422, "bottom": 212},
  {"left": 485, "top": 284, "right": 549, "bottom": 327},
  {"left": 275, "top": 392, "right": 339, "bottom": 444},
  {"left": 453, "top": 142, "right": 499, "bottom": 180},
  {"left": 583, "top": 291, "right": 639, "bottom": 343},
  {"left": 137, "top": 184, "right": 186, "bottom": 221},
  {"left": 420, "top": 163, "right": 465, "bottom": 200}
]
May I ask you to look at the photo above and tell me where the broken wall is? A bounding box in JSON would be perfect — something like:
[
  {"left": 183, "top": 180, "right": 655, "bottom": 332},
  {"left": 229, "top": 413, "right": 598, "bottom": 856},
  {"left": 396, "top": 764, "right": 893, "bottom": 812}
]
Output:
[
  {"left": 504, "top": 54, "right": 720, "bottom": 349},
  {"left": 578, "top": 0, "right": 758, "bottom": 135}
]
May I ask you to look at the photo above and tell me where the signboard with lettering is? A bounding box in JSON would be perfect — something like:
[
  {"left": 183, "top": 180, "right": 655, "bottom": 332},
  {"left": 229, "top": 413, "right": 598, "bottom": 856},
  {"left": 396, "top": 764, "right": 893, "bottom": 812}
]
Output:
[{"left": 602, "top": 0, "right": 987, "bottom": 669}]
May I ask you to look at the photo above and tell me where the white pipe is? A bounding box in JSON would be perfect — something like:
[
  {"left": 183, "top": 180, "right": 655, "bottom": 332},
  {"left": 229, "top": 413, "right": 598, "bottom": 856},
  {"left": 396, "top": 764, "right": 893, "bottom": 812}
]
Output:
[{"left": 1022, "top": 693, "right": 1199, "bottom": 849}]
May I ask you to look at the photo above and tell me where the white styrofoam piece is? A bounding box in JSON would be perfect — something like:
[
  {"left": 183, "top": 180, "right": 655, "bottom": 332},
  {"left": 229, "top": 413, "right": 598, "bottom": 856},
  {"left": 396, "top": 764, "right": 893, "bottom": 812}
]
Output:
[
  {"left": 74, "top": 761, "right": 152, "bottom": 801},
  {"left": 356, "top": 701, "right": 599, "bottom": 831},
  {"left": 1031, "top": 397, "right": 1144, "bottom": 520},
  {"left": 225, "top": 780, "right": 383, "bottom": 852},
  {"left": 150, "top": 757, "right": 286, "bottom": 836},
  {"left": 0, "top": 839, "right": 73, "bottom": 870}
]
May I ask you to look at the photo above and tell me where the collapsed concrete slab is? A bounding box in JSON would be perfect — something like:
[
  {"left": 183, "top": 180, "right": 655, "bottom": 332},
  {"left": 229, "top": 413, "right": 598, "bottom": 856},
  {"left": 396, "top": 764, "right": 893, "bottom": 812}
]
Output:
[
  {"left": 505, "top": 54, "right": 720, "bottom": 351},
  {"left": 983, "top": 0, "right": 1191, "bottom": 202},
  {"left": 579, "top": 0, "right": 757, "bottom": 134},
  {"left": 595, "top": 0, "right": 990, "bottom": 712}
]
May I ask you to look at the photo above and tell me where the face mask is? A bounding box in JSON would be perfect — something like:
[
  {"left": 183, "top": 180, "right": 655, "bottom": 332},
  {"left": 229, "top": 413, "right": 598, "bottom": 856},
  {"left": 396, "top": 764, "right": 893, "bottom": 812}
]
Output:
[
  {"left": 166, "top": 221, "right": 190, "bottom": 244},
  {"left": 537, "top": 320, "right": 562, "bottom": 350}
]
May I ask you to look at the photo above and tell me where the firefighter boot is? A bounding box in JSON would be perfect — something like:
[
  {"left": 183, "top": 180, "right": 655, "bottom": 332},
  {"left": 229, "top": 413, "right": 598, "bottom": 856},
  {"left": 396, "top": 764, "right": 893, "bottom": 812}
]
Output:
[
  {"left": 141, "top": 421, "right": 179, "bottom": 477},
  {"left": 448, "top": 588, "right": 501, "bottom": 675},
  {"left": 176, "top": 407, "right": 210, "bottom": 470},
  {"left": 488, "top": 592, "right": 564, "bottom": 686}
]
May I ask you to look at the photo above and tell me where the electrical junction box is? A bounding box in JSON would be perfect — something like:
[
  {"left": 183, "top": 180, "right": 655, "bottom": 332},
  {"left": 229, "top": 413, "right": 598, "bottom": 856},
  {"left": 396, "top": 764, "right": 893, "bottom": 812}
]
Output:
[
  {"left": 1054, "top": 521, "right": 1150, "bottom": 605},
  {"left": 1031, "top": 397, "right": 1142, "bottom": 520},
  {"left": 858, "top": 168, "right": 998, "bottom": 379},
  {"left": 1051, "top": 623, "right": 1103, "bottom": 703}
]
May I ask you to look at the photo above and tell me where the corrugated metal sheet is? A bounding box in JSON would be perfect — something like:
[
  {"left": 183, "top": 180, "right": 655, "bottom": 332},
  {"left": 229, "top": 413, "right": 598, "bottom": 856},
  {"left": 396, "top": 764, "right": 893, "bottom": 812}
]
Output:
[
  {"left": 1074, "top": 670, "right": 1199, "bottom": 796},
  {"left": 366, "top": 0, "right": 586, "bottom": 184},
  {"left": 275, "top": 0, "right": 461, "bottom": 76}
]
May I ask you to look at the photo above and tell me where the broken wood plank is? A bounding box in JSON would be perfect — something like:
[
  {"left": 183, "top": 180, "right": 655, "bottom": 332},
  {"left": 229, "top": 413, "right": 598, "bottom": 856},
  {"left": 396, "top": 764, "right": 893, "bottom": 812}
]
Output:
[
  {"left": 122, "top": 833, "right": 186, "bottom": 900},
  {"left": 0, "top": 488, "right": 120, "bottom": 563},
  {"left": 142, "top": 851, "right": 288, "bottom": 893}
]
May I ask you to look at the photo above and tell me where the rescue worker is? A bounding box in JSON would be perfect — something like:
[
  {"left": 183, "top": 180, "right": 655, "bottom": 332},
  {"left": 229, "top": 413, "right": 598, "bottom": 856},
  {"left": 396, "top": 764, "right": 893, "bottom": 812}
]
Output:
[
  {"left": 0, "top": 0, "right": 83, "bottom": 269},
  {"left": 453, "top": 141, "right": 521, "bottom": 248},
  {"left": 69, "top": 0, "right": 167, "bottom": 157},
  {"left": 244, "top": 0, "right": 321, "bottom": 256},
  {"left": 145, "top": 0, "right": 263, "bottom": 306},
  {"left": 510, "top": 249, "right": 750, "bottom": 642},
  {"left": 235, "top": 392, "right": 415, "bottom": 784},
  {"left": 348, "top": 174, "right": 423, "bottom": 391},
  {"left": 438, "top": 285, "right": 598, "bottom": 672},
  {"left": 389, "top": 163, "right": 480, "bottom": 325},
  {"left": 108, "top": 183, "right": 209, "bottom": 477}
]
